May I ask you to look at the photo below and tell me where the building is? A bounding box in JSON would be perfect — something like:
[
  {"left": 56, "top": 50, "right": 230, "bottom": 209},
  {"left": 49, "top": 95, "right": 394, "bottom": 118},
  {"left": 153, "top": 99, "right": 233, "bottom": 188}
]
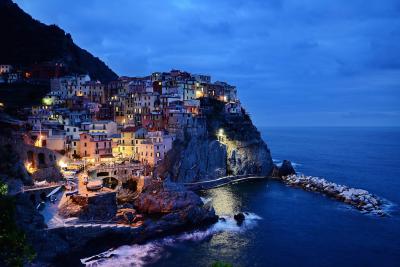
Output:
[
  {"left": 64, "top": 125, "right": 81, "bottom": 140},
  {"left": 81, "top": 120, "right": 118, "bottom": 137},
  {"left": 119, "top": 127, "right": 136, "bottom": 158},
  {"left": 118, "top": 127, "right": 147, "bottom": 158},
  {"left": 45, "top": 134, "right": 66, "bottom": 152},
  {"left": 0, "top": 65, "right": 13, "bottom": 74},
  {"left": 225, "top": 101, "right": 242, "bottom": 114},
  {"left": 79, "top": 132, "right": 113, "bottom": 162},
  {"left": 141, "top": 112, "right": 165, "bottom": 131},
  {"left": 136, "top": 131, "right": 173, "bottom": 166}
]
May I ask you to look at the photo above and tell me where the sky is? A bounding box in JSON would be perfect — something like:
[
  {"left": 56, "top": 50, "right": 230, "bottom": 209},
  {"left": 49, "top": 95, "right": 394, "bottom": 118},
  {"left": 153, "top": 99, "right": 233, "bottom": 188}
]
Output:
[{"left": 14, "top": 0, "right": 400, "bottom": 127}]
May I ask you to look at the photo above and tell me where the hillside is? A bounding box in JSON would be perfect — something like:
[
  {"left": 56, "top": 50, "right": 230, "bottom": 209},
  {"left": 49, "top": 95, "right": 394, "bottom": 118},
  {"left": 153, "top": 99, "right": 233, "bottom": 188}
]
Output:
[{"left": 0, "top": 0, "right": 118, "bottom": 83}]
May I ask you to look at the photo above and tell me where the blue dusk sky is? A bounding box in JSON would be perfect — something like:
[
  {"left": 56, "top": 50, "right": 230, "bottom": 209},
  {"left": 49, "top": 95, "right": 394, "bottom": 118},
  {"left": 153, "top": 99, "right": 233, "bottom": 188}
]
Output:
[{"left": 14, "top": 0, "right": 400, "bottom": 127}]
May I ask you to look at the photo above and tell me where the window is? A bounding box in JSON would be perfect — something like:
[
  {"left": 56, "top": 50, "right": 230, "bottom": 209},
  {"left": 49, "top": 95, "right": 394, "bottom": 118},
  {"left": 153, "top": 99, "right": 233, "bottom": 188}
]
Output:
[
  {"left": 84, "top": 143, "right": 87, "bottom": 147},
  {"left": 156, "top": 152, "right": 160, "bottom": 157},
  {"left": 73, "top": 128, "right": 76, "bottom": 132},
  {"left": 73, "top": 142, "right": 76, "bottom": 146}
]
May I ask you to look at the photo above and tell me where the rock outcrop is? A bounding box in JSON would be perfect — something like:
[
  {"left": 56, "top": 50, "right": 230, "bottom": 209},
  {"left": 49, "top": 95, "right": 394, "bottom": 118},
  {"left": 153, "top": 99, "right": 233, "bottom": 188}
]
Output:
[
  {"left": 134, "top": 183, "right": 218, "bottom": 226},
  {"left": 271, "top": 160, "right": 297, "bottom": 178},
  {"left": 135, "top": 189, "right": 203, "bottom": 214},
  {"left": 158, "top": 137, "right": 228, "bottom": 183},
  {"left": 157, "top": 98, "right": 273, "bottom": 182},
  {"left": 59, "top": 192, "right": 118, "bottom": 221}
]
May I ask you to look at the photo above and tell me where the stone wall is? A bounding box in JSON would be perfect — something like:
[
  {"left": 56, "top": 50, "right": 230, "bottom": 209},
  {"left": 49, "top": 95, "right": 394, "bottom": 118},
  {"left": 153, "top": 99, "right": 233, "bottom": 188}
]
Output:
[{"left": 1, "top": 131, "right": 63, "bottom": 182}]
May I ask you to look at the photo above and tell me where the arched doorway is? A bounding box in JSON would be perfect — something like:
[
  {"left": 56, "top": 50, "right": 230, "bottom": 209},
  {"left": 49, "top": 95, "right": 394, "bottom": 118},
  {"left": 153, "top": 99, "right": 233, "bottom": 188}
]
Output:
[
  {"left": 122, "top": 179, "right": 138, "bottom": 192},
  {"left": 27, "top": 151, "right": 35, "bottom": 167},
  {"left": 102, "top": 177, "right": 119, "bottom": 189},
  {"left": 38, "top": 153, "right": 46, "bottom": 167}
]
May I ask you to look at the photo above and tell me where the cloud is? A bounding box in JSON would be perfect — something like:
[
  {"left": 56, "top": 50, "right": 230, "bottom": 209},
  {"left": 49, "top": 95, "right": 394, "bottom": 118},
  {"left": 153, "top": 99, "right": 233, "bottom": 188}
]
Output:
[{"left": 14, "top": 0, "right": 400, "bottom": 126}]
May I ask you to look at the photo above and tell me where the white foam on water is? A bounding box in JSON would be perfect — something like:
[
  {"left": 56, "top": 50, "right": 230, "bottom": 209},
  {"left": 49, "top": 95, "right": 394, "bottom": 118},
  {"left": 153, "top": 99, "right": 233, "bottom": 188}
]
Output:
[
  {"left": 200, "top": 197, "right": 212, "bottom": 205},
  {"left": 81, "top": 243, "right": 165, "bottom": 267},
  {"left": 81, "top": 212, "right": 262, "bottom": 267}
]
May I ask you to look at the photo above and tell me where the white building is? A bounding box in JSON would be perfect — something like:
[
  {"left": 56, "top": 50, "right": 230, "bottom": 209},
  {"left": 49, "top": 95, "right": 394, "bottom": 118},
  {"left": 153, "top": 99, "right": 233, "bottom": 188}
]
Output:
[
  {"left": 64, "top": 125, "right": 81, "bottom": 140},
  {"left": 0, "top": 65, "right": 13, "bottom": 74},
  {"left": 81, "top": 121, "right": 118, "bottom": 137}
]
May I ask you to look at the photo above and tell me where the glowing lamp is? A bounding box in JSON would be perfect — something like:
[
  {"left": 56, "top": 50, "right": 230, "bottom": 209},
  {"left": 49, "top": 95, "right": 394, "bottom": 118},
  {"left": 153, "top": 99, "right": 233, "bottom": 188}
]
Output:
[{"left": 58, "top": 160, "right": 68, "bottom": 168}]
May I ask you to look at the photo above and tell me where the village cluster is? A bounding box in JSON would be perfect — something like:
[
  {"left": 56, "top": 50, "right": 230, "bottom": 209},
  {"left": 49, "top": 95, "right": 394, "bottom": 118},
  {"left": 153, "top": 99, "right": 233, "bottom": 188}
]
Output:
[{"left": 21, "top": 68, "right": 241, "bottom": 173}]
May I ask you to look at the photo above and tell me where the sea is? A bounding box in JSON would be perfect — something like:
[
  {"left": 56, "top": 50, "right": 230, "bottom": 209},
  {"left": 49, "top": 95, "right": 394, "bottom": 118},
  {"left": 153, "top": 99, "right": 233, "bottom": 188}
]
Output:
[{"left": 82, "top": 127, "right": 400, "bottom": 267}]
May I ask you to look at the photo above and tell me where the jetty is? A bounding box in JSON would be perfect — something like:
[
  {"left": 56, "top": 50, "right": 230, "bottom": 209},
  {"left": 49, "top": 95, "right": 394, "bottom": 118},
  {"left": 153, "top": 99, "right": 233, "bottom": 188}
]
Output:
[{"left": 279, "top": 174, "right": 387, "bottom": 216}]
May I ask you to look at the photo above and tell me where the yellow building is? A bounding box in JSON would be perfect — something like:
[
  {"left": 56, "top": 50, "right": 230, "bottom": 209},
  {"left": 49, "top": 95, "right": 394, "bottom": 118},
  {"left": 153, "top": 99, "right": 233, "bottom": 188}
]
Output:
[
  {"left": 111, "top": 134, "right": 122, "bottom": 157},
  {"left": 118, "top": 127, "right": 136, "bottom": 158}
]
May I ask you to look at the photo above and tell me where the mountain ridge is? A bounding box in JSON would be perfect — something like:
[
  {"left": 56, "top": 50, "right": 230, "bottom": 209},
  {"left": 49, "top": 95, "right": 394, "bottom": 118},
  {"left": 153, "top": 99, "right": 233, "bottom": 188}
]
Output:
[{"left": 0, "top": 0, "right": 118, "bottom": 83}]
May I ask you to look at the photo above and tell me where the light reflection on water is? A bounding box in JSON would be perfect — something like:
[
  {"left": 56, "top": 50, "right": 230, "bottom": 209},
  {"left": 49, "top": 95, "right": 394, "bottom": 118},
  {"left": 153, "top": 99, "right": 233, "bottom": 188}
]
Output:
[{"left": 203, "top": 186, "right": 242, "bottom": 216}]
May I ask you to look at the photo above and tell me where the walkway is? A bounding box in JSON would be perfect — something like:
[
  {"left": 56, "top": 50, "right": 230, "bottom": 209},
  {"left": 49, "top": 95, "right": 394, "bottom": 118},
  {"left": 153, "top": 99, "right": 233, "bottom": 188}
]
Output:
[{"left": 183, "top": 174, "right": 266, "bottom": 191}]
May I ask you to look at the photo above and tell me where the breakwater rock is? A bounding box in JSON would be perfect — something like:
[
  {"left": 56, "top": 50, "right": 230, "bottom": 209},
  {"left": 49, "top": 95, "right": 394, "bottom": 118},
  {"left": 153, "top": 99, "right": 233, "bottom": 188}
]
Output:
[{"left": 280, "top": 174, "right": 387, "bottom": 216}]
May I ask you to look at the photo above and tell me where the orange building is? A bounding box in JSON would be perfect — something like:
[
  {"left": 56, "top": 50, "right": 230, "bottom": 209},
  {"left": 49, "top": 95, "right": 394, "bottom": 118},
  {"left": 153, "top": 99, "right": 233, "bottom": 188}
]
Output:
[{"left": 79, "top": 132, "right": 113, "bottom": 162}]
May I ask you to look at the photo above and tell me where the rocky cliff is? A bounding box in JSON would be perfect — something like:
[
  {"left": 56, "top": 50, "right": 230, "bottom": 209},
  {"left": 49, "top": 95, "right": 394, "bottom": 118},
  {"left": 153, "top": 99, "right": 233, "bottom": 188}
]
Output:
[{"left": 157, "top": 98, "right": 273, "bottom": 182}]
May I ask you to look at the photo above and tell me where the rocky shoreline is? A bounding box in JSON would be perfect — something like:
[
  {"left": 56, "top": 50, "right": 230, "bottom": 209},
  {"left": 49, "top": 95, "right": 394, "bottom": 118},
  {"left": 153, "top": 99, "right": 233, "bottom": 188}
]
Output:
[
  {"left": 279, "top": 174, "right": 387, "bottom": 216},
  {"left": 27, "top": 182, "right": 219, "bottom": 265}
]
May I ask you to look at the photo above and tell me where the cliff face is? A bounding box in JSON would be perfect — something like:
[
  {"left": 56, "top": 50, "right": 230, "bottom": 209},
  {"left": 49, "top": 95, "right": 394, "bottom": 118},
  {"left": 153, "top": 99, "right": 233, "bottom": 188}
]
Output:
[
  {"left": 0, "top": 0, "right": 118, "bottom": 83},
  {"left": 157, "top": 98, "right": 273, "bottom": 182}
]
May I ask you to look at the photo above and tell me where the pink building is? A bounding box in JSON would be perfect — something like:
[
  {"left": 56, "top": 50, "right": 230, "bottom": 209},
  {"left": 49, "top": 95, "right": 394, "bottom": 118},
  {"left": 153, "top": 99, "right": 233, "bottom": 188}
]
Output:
[
  {"left": 136, "top": 131, "right": 173, "bottom": 166},
  {"left": 79, "top": 132, "right": 113, "bottom": 162}
]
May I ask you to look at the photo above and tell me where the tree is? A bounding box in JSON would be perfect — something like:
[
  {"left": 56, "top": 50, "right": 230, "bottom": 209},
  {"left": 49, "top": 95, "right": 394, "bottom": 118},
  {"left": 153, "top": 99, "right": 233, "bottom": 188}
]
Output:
[{"left": 0, "top": 181, "right": 36, "bottom": 266}]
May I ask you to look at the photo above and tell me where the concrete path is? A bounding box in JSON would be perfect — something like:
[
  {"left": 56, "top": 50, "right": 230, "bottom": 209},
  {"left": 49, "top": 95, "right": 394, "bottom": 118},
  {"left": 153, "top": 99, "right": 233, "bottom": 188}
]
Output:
[{"left": 183, "top": 175, "right": 266, "bottom": 191}]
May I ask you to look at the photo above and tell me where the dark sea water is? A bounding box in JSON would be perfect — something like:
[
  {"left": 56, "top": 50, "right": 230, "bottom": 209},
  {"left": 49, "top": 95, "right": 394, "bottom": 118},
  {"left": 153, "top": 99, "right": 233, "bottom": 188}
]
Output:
[{"left": 84, "top": 127, "right": 400, "bottom": 267}]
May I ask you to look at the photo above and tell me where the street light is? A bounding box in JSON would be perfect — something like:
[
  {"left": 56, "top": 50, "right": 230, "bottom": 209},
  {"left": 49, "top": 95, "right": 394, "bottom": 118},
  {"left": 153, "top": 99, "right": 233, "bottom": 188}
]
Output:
[{"left": 217, "top": 128, "right": 225, "bottom": 142}]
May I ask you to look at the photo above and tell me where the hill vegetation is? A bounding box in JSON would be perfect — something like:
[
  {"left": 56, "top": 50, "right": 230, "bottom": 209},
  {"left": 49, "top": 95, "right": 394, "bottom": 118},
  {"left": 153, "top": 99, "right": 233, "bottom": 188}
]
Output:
[{"left": 0, "top": 0, "right": 118, "bottom": 83}]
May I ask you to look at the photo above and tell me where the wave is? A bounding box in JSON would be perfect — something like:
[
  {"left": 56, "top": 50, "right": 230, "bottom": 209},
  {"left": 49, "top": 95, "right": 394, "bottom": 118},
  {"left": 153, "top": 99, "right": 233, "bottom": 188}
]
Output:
[
  {"left": 81, "top": 212, "right": 262, "bottom": 267},
  {"left": 200, "top": 197, "right": 212, "bottom": 205}
]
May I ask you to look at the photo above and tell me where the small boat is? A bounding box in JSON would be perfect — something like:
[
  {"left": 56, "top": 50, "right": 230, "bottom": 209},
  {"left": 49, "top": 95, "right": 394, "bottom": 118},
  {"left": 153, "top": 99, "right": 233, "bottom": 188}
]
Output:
[
  {"left": 46, "top": 186, "right": 62, "bottom": 199},
  {"left": 50, "top": 195, "right": 57, "bottom": 203},
  {"left": 86, "top": 180, "right": 103, "bottom": 191}
]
